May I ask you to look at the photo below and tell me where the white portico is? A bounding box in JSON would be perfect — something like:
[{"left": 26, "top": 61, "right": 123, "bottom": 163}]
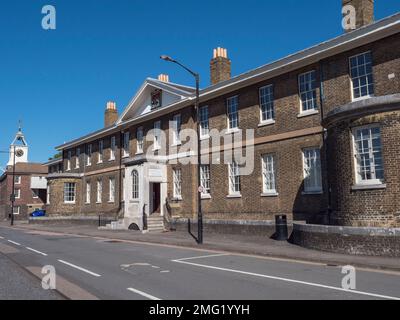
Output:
[{"left": 122, "top": 156, "right": 168, "bottom": 231}]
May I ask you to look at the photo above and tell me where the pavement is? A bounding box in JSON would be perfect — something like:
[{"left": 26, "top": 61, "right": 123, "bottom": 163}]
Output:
[
  {"left": 0, "top": 222, "right": 399, "bottom": 300},
  {"left": 0, "top": 250, "right": 63, "bottom": 300}
]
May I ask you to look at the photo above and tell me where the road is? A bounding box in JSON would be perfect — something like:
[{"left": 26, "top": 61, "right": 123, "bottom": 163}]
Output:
[{"left": 0, "top": 225, "right": 399, "bottom": 300}]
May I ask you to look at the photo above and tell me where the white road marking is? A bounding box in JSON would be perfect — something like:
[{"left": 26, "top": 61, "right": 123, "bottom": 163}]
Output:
[
  {"left": 127, "top": 287, "right": 161, "bottom": 300},
  {"left": 26, "top": 247, "right": 47, "bottom": 256},
  {"left": 172, "top": 260, "right": 400, "bottom": 301},
  {"left": 7, "top": 240, "right": 21, "bottom": 246},
  {"left": 175, "top": 253, "right": 230, "bottom": 261},
  {"left": 0, "top": 236, "right": 4, "bottom": 239},
  {"left": 58, "top": 260, "right": 101, "bottom": 277}
]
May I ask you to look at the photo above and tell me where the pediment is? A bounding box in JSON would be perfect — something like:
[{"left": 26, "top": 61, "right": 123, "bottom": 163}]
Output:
[{"left": 117, "top": 78, "right": 194, "bottom": 124}]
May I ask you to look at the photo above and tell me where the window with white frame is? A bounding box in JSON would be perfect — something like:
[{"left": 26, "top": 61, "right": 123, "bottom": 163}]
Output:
[
  {"left": 14, "top": 176, "right": 21, "bottom": 184},
  {"left": 96, "top": 180, "right": 102, "bottom": 203},
  {"left": 154, "top": 121, "right": 161, "bottom": 150},
  {"left": 353, "top": 125, "right": 384, "bottom": 184},
  {"left": 98, "top": 140, "right": 104, "bottom": 163},
  {"left": 299, "top": 71, "right": 318, "bottom": 112},
  {"left": 228, "top": 162, "right": 241, "bottom": 195},
  {"left": 200, "top": 165, "right": 211, "bottom": 195},
  {"left": 303, "top": 148, "right": 322, "bottom": 193},
  {"left": 259, "top": 85, "right": 275, "bottom": 123},
  {"left": 136, "top": 127, "right": 144, "bottom": 154},
  {"left": 172, "top": 114, "right": 181, "bottom": 145},
  {"left": 87, "top": 144, "right": 92, "bottom": 166},
  {"left": 109, "top": 177, "right": 115, "bottom": 203},
  {"left": 76, "top": 148, "right": 80, "bottom": 169},
  {"left": 110, "top": 136, "right": 116, "bottom": 161},
  {"left": 132, "top": 170, "right": 139, "bottom": 199},
  {"left": 86, "top": 181, "right": 91, "bottom": 204},
  {"left": 199, "top": 106, "right": 209, "bottom": 138},
  {"left": 227, "top": 96, "right": 239, "bottom": 130},
  {"left": 13, "top": 206, "right": 20, "bottom": 215},
  {"left": 67, "top": 151, "right": 72, "bottom": 171},
  {"left": 262, "top": 154, "right": 277, "bottom": 194},
  {"left": 350, "top": 52, "right": 374, "bottom": 100},
  {"left": 64, "top": 183, "right": 76, "bottom": 203},
  {"left": 123, "top": 132, "right": 130, "bottom": 157},
  {"left": 173, "top": 168, "right": 182, "bottom": 199},
  {"left": 32, "top": 189, "right": 39, "bottom": 199},
  {"left": 14, "top": 188, "right": 21, "bottom": 199}
]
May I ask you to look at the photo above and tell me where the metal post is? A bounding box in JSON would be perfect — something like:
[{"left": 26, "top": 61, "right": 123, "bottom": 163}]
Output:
[
  {"left": 10, "top": 145, "right": 16, "bottom": 226},
  {"left": 195, "top": 74, "right": 203, "bottom": 244},
  {"left": 160, "top": 55, "right": 203, "bottom": 244}
]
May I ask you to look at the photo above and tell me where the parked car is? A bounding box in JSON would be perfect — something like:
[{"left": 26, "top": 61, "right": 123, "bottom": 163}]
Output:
[{"left": 30, "top": 209, "right": 46, "bottom": 217}]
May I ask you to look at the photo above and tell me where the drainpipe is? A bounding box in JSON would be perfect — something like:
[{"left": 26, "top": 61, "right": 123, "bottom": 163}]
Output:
[{"left": 319, "top": 60, "right": 332, "bottom": 225}]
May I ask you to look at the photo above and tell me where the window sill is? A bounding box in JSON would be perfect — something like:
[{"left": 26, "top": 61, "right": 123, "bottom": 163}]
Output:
[
  {"left": 172, "top": 197, "right": 182, "bottom": 202},
  {"left": 352, "top": 95, "right": 374, "bottom": 102},
  {"left": 109, "top": 158, "right": 115, "bottom": 162},
  {"left": 227, "top": 194, "right": 242, "bottom": 199},
  {"left": 200, "top": 135, "right": 210, "bottom": 141},
  {"left": 302, "top": 190, "right": 323, "bottom": 195},
  {"left": 261, "top": 192, "right": 279, "bottom": 197},
  {"left": 258, "top": 120, "right": 275, "bottom": 127},
  {"left": 122, "top": 155, "right": 130, "bottom": 159},
  {"left": 97, "top": 162, "right": 103, "bottom": 165},
  {"left": 135, "top": 151, "right": 144, "bottom": 155},
  {"left": 85, "top": 202, "right": 90, "bottom": 205},
  {"left": 297, "top": 110, "right": 319, "bottom": 118},
  {"left": 64, "top": 202, "right": 76, "bottom": 205},
  {"left": 225, "top": 128, "right": 240, "bottom": 135},
  {"left": 171, "top": 142, "right": 182, "bottom": 147},
  {"left": 351, "top": 183, "right": 386, "bottom": 191},
  {"left": 201, "top": 194, "right": 212, "bottom": 200}
]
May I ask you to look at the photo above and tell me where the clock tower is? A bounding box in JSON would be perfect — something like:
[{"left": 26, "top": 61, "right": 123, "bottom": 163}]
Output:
[{"left": 7, "top": 124, "right": 29, "bottom": 166}]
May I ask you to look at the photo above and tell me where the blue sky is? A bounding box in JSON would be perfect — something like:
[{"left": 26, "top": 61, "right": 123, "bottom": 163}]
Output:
[{"left": 0, "top": 0, "right": 399, "bottom": 165}]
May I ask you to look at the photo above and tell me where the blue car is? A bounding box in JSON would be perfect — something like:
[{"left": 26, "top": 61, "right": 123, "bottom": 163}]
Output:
[{"left": 30, "top": 209, "right": 46, "bottom": 217}]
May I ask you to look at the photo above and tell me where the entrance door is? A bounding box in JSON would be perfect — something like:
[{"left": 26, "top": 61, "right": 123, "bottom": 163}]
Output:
[{"left": 151, "top": 183, "right": 161, "bottom": 215}]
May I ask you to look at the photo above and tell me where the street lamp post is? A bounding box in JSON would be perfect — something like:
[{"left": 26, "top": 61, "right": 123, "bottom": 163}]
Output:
[{"left": 160, "top": 55, "right": 203, "bottom": 244}]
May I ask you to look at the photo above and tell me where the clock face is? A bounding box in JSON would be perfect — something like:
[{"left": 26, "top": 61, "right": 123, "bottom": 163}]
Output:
[
  {"left": 151, "top": 89, "right": 162, "bottom": 109},
  {"left": 15, "top": 149, "right": 24, "bottom": 158}
]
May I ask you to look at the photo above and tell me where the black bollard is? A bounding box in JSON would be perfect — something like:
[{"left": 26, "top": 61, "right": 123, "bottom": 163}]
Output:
[{"left": 275, "top": 215, "right": 288, "bottom": 241}]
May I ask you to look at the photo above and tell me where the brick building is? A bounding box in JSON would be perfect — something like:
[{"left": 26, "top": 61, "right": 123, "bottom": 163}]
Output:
[
  {"left": 46, "top": 1, "right": 400, "bottom": 230},
  {"left": 0, "top": 127, "right": 48, "bottom": 220}
]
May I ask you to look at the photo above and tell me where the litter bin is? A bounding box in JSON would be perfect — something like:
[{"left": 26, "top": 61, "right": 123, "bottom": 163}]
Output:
[{"left": 275, "top": 215, "right": 288, "bottom": 241}]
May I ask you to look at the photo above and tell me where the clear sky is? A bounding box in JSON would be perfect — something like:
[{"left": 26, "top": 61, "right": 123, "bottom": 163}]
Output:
[{"left": 0, "top": 0, "right": 399, "bottom": 166}]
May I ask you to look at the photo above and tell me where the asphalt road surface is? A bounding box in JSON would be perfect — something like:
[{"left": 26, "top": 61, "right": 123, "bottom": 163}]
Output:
[{"left": 0, "top": 225, "right": 399, "bottom": 300}]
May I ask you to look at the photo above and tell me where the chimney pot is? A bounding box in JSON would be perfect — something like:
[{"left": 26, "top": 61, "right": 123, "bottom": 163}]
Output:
[{"left": 158, "top": 74, "right": 169, "bottom": 82}]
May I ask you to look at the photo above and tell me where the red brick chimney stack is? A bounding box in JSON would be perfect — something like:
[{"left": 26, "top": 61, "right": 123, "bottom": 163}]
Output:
[
  {"left": 104, "top": 101, "right": 118, "bottom": 127},
  {"left": 210, "top": 47, "right": 231, "bottom": 85}
]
